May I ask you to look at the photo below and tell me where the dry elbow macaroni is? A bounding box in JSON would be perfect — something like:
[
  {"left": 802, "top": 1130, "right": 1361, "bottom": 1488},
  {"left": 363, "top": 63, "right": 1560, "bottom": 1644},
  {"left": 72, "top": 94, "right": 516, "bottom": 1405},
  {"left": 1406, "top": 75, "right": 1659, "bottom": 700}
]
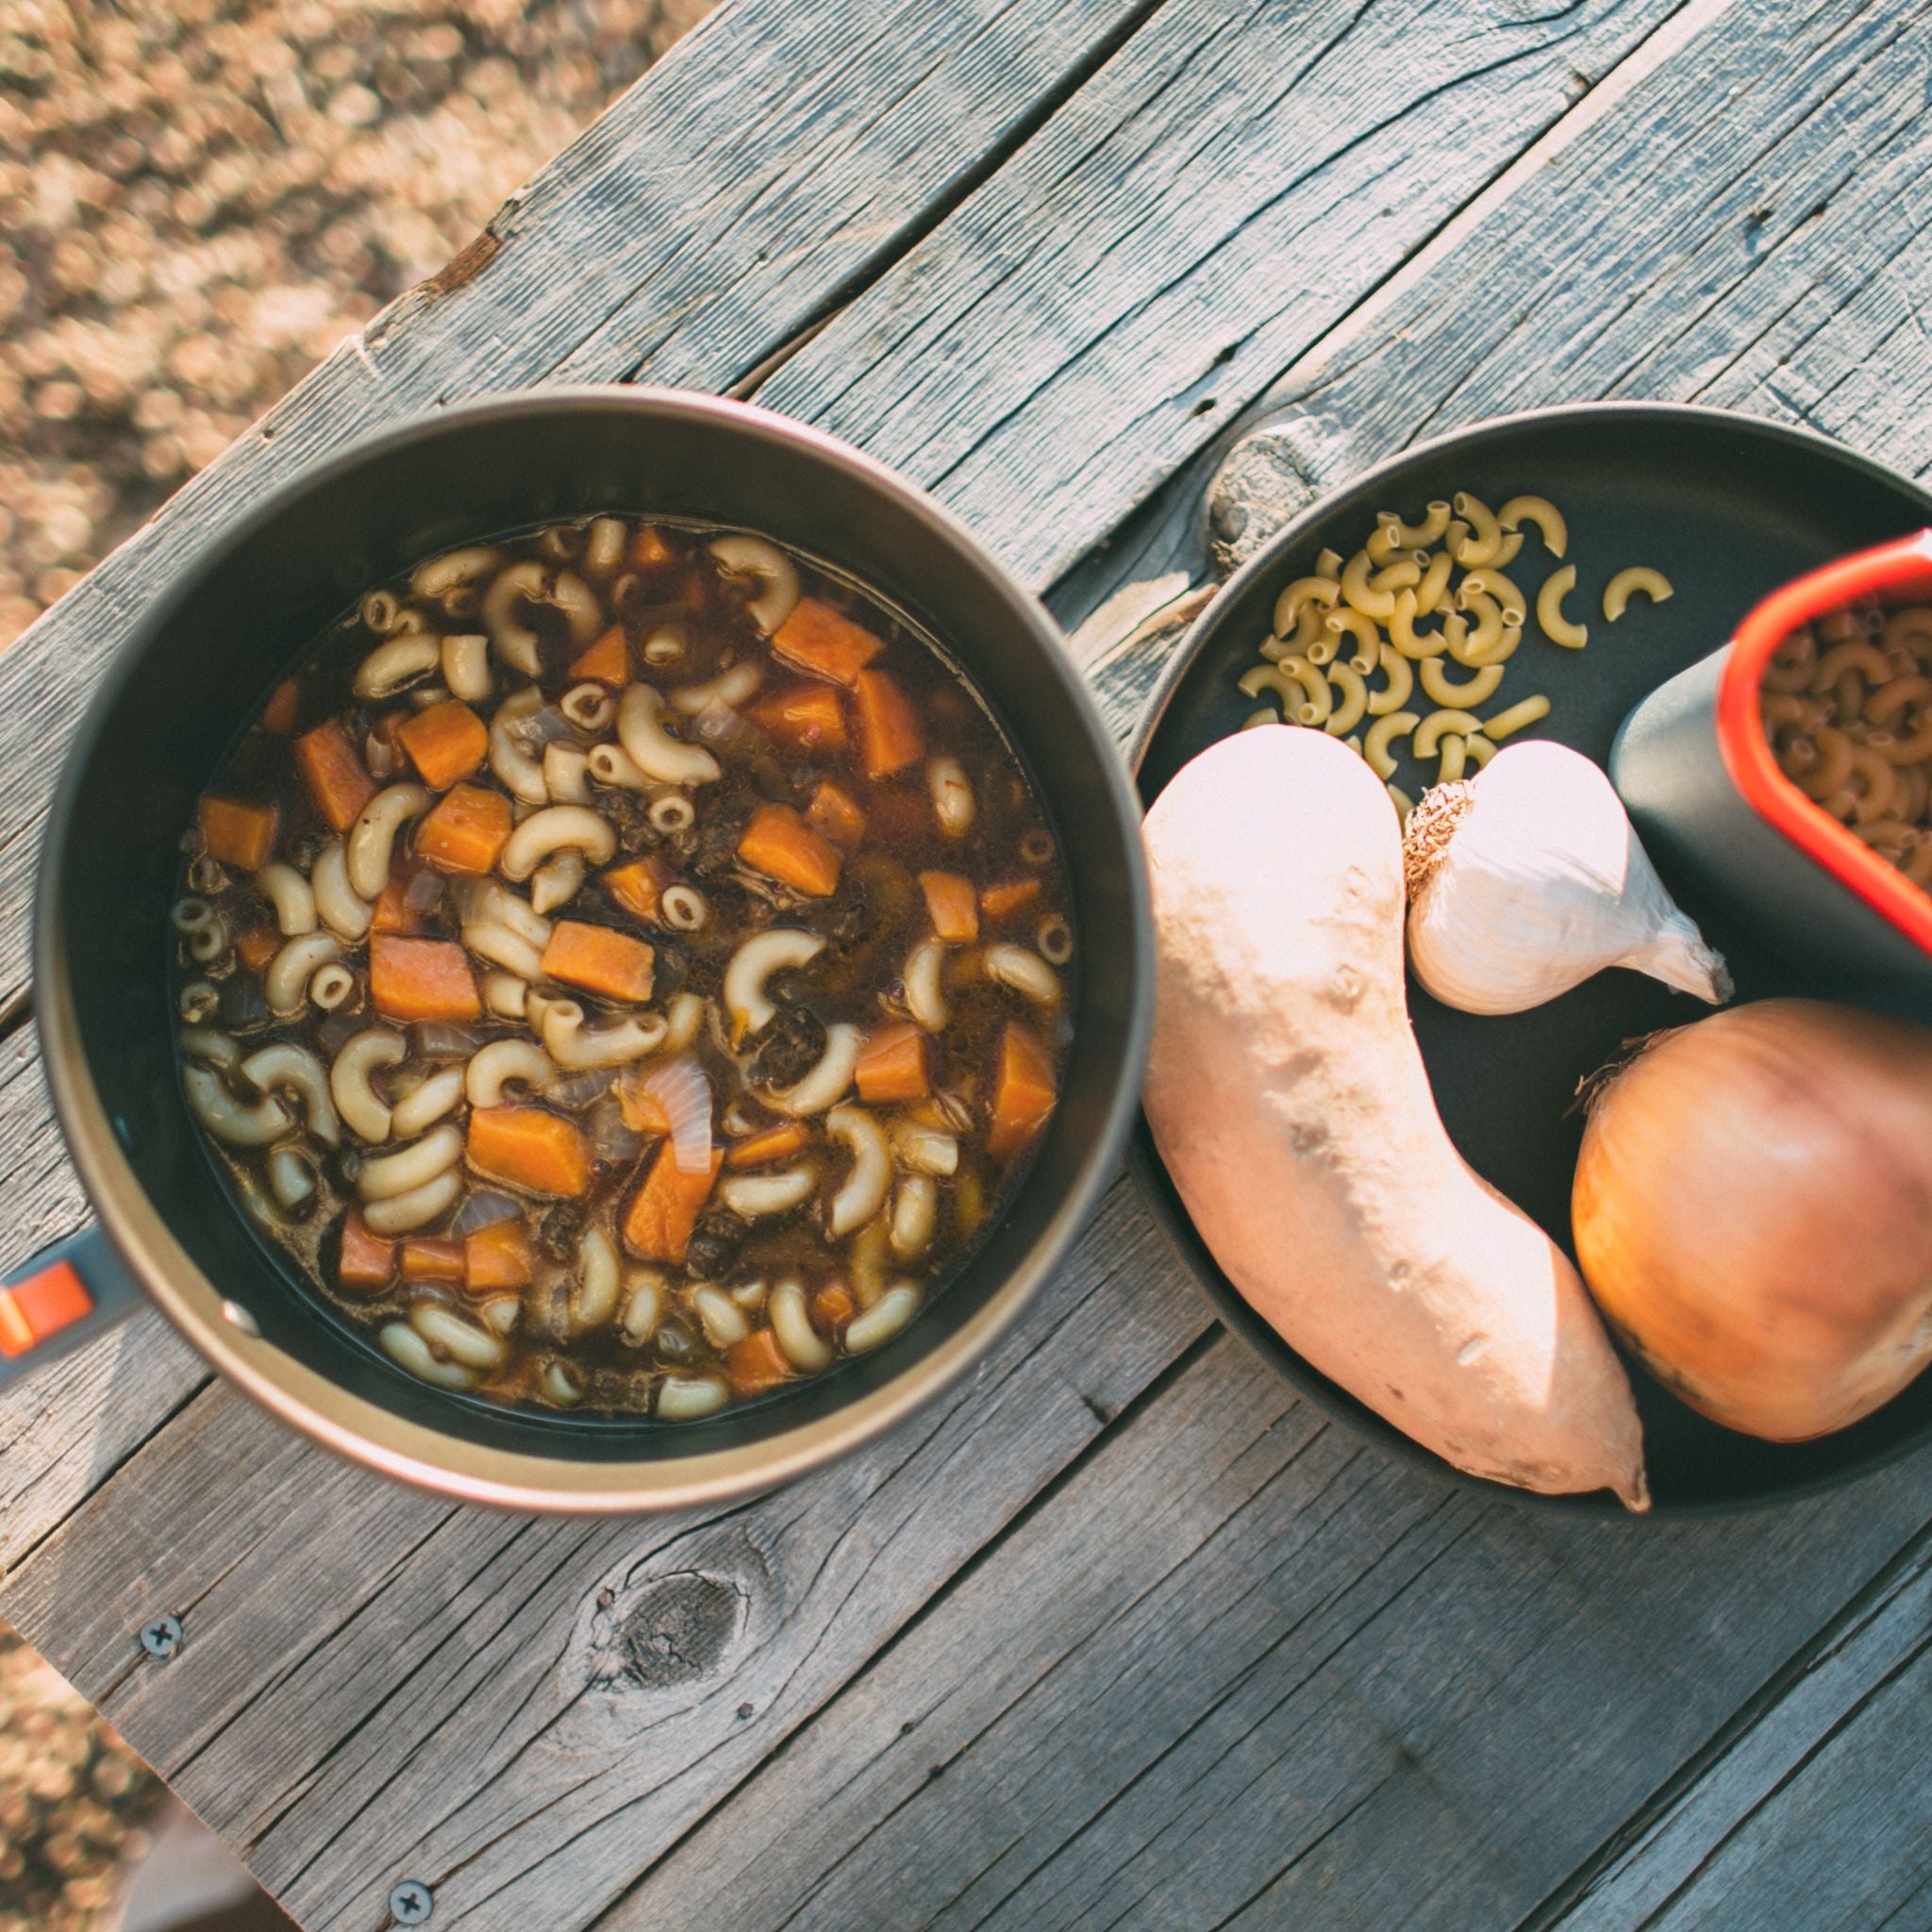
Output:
[{"left": 1236, "top": 487, "right": 1672, "bottom": 819}]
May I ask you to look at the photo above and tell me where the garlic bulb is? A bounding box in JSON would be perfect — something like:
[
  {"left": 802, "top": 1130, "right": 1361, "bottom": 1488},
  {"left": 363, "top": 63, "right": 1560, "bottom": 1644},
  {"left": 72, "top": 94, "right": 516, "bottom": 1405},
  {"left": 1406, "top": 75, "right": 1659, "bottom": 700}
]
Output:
[{"left": 1403, "top": 741, "right": 1731, "bottom": 1014}]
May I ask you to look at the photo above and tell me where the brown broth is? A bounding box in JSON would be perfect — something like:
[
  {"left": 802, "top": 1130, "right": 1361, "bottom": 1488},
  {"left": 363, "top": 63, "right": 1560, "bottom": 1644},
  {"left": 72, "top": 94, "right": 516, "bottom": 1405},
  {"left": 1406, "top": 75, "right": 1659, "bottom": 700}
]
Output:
[{"left": 174, "top": 518, "right": 1072, "bottom": 1419}]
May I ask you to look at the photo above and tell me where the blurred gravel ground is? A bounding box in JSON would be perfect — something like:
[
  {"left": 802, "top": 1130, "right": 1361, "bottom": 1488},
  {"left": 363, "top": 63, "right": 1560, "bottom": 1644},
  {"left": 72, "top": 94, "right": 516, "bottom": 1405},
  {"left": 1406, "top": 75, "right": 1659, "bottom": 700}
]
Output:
[
  {"left": 1, "top": 11, "right": 714, "bottom": 1924},
  {"left": 0, "top": 1619, "right": 163, "bottom": 1932},
  {"left": 0, "top": 0, "right": 715, "bottom": 650}
]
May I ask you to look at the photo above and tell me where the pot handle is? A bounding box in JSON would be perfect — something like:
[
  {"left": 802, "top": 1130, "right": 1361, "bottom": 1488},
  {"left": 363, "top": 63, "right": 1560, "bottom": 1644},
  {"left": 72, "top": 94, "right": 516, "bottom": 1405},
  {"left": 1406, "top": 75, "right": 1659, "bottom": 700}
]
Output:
[{"left": 0, "top": 1224, "right": 145, "bottom": 1390}]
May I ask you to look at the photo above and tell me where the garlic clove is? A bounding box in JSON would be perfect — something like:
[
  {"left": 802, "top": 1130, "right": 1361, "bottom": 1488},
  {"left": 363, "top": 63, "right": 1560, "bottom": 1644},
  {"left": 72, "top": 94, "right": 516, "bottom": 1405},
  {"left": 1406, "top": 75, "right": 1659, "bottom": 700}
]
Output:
[{"left": 1403, "top": 741, "right": 1730, "bottom": 1016}]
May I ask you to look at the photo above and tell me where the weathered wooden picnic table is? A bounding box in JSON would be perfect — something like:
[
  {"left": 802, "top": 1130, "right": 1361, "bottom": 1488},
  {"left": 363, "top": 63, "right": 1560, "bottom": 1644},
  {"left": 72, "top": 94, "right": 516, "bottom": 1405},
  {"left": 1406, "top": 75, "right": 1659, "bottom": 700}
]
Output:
[{"left": 4, "top": 0, "right": 1932, "bottom": 1924}]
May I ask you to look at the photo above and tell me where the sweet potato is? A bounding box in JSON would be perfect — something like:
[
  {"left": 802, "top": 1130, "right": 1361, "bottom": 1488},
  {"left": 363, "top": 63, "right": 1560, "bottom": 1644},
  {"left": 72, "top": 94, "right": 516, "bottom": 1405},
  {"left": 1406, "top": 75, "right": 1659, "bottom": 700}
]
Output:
[
  {"left": 396, "top": 699, "right": 488, "bottom": 791},
  {"left": 294, "top": 720, "right": 376, "bottom": 831},
  {"left": 772, "top": 595, "right": 883, "bottom": 687},
  {"left": 738, "top": 804, "right": 842, "bottom": 897},
  {"left": 541, "top": 920, "right": 656, "bottom": 1003},
  {"left": 621, "top": 1142, "right": 723, "bottom": 1262},
  {"left": 855, "top": 1022, "right": 929, "bottom": 1105},
  {"left": 400, "top": 1236, "right": 465, "bottom": 1284},
  {"left": 198, "top": 795, "right": 278, "bottom": 872},
  {"left": 1141, "top": 726, "right": 1648, "bottom": 1509},
  {"left": 724, "top": 1327, "right": 794, "bottom": 1398},
  {"left": 806, "top": 780, "right": 867, "bottom": 850},
  {"left": 918, "top": 869, "right": 979, "bottom": 944},
  {"left": 724, "top": 1122, "right": 810, "bottom": 1169},
  {"left": 262, "top": 677, "right": 301, "bottom": 736},
  {"left": 371, "top": 872, "right": 421, "bottom": 935},
  {"left": 630, "top": 525, "right": 678, "bottom": 570},
  {"left": 986, "top": 1022, "right": 1055, "bottom": 1161},
  {"left": 338, "top": 1211, "right": 395, "bottom": 1291},
  {"left": 415, "top": 783, "right": 511, "bottom": 875},
  {"left": 979, "top": 875, "right": 1041, "bottom": 921},
  {"left": 465, "top": 1217, "right": 535, "bottom": 1291},
  {"left": 370, "top": 936, "right": 482, "bottom": 1024},
  {"left": 811, "top": 1283, "right": 855, "bottom": 1332},
  {"left": 603, "top": 857, "right": 671, "bottom": 924},
  {"left": 570, "top": 625, "right": 629, "bottom": 685},
  {"left": 467, "top": 1105, "right": 591, "bottom": 1198},
  {"left": 749, "top": 681, "right": 848, "bottom": 751},
  {"left": 853, "top": 670, "right": 924, "bottom": 779},
  {"left": 235, "top": 925, "right": 281, "bottom": 972}
]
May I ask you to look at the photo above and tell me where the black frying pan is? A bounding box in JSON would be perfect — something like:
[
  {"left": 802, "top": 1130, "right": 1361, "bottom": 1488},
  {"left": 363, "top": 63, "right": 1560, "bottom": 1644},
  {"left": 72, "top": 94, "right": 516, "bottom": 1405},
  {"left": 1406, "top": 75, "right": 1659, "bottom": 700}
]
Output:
[{"left": 1130, "top": 403, "right": 1932, "bottom": 1514}]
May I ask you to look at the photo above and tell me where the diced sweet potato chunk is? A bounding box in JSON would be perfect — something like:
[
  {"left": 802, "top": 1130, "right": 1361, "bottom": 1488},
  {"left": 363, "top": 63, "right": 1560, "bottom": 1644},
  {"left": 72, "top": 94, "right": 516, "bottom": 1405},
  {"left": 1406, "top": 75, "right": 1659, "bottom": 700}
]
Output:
[
  {"left": 603, "top": 856, "right": 672, "bottom": 924},
  {"left": 621, "top": 1142, "right": 723, "bottom": 1262},
  {"left": 749, "top": 681, "right": 848, "bottom": 751},
  {"left": 724, "top": 1122, "right": 810, "bottom": 1169},
  {"left": 400, "top": 1236, "right": 465, "bottom": 1284},
  {"left": 540, "top": 920, "right": 656, "bottom": 1003},
  {"left": 396, "top": 699, "right": 488, "bottom": 790},
  {"left": 806, "top": 780, "right": 867, "bottom": 850},
  {"left": 853, "top": 670, "right": 924, "bottom": 779},
  {"left": 415, "top": 783, "right": 511, "bottom": 875},
  {"left": 987, "top": 1020, "right": 1056, "bottom": 1160},
  {"left": 724, "top": 1327, "right": 794, "bottom": 1398},
  {"left": 467, "top": 1106, "right": 591, "bottom": 1198},
  {"left": 570, "top": 625, "right": 629, "bottom": 685},
  {"left": 294, "top": 720, "right": 376, "bottom": 831},
  {"left": 338, "top": 1212, "right": 395, "bottom": 1291},
  {"left": 855, "top": 1022, "right": 929, "bottom": 1105},
  {"left": 737, "top": 804, "right": 842, "bottom": 896},
  {"left": 772, "top": 595, "right": 883, "bottom": 687},
  {"left": 919, "top": 870, "right": 979, "bottom": 944},
  {"left": 980, "top": 875, "right": 1042, "bottom": 921},
  {"left": 370, "top": 936, "right": 481, "bottom": 1023},
  {"left": 198, "top": 795, "right": 279, "bottom": 872},
  {"left": 465, "top": 1217, "right": 535, "bottom": 1291}
]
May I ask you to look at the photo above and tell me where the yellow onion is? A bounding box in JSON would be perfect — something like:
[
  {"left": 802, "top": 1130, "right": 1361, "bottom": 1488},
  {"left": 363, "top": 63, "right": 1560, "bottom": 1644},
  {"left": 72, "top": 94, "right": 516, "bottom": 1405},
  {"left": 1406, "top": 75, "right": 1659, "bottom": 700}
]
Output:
[{"left": 1573, "top": 998, "right": 1932, "bottom": 1441}]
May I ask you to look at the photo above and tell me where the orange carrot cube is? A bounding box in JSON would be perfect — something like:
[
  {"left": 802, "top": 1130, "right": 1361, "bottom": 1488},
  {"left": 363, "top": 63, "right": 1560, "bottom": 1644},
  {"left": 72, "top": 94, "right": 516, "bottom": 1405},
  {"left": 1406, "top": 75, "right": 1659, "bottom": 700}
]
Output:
[
  {"left": 621, "top": 1142, "right": 723, "bottom": 1262},
  {"left": 919, "top": 870, "right": 979, "bottom": 944},
  {"left": 853, "top": 670, "right": 924, "bottom": 779}
]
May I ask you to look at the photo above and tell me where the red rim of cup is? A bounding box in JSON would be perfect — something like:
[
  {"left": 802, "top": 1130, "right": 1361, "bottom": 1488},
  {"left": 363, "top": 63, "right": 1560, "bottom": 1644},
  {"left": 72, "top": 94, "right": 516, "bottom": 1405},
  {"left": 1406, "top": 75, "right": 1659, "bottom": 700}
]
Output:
[{"left": 1715, "top": 527, "right": 1932, "bottom": 959}]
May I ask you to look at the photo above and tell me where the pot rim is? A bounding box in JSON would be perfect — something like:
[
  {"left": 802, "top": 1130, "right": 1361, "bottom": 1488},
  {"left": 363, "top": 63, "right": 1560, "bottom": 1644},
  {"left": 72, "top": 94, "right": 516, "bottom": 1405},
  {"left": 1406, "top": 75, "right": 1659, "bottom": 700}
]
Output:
[{"left": 34, "top": 384, "right": 1154, "bottom": 1513}]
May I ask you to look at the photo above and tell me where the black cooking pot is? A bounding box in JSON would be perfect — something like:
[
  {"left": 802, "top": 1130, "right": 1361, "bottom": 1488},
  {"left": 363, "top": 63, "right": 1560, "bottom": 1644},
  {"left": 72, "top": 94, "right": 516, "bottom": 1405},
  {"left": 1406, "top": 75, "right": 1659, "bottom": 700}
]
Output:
[{"left": 6, "top": 389, "right": 1152, "bottom": 1511}]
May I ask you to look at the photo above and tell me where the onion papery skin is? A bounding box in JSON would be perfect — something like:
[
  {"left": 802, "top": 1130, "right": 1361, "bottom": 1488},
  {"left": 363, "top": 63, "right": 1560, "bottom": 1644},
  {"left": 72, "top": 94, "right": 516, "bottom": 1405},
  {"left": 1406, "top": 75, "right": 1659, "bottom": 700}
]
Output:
[{"left": 1574, "top": 999, "right": 1932, "bottom": 1441}]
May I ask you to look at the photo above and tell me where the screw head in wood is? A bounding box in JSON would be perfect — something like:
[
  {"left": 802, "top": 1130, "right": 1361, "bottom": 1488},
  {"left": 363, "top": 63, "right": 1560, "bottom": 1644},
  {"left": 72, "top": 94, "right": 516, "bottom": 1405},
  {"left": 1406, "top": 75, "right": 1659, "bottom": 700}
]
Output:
[
  {"left": 138, "top": 1615, "right": 182, "bottom": 1659},
  {"left": 388, "top": 1879, "right": 434, "bottom": 1924}
]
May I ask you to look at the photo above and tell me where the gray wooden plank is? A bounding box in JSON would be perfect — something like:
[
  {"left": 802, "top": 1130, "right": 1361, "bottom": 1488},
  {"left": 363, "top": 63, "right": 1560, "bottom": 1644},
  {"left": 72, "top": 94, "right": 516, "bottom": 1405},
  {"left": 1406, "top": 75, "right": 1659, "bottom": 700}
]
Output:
[
  {"left": 755, "top": 0, "right": 1695, "bottom": 588},
  {"left": 1549, "top": 1534, "right": 1932, "bottom": 1932},
  {"left": 0, "top": 1181, "right": 1211, "bottom": 1932},
  {"left": 1054, "top": 0, "right": 1932, "bottom": 659},
  {"left": 0, "top": 1021, "right": 209, "bottom": 1577},
  {"left": 607, "top": 1341, "right": 1932, "bottom": 1932},
  {"left": 0, "top": 0, "right": 1161, "bottom": 1017}
]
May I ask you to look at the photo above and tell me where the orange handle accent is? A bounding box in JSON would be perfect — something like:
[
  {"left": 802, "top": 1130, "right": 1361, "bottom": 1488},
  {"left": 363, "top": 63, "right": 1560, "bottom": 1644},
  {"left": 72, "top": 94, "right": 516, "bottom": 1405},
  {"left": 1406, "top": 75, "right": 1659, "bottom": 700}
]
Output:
[{"left": 0, "top": 1259, "right": 94, "bottom": 1359}]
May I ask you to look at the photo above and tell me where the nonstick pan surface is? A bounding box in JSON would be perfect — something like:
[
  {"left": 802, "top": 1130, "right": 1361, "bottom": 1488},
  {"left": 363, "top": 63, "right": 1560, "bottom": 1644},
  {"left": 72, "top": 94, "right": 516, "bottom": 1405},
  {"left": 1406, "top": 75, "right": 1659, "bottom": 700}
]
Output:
[{"left": 1131, "top": 404, "right": 1932, "bottom": 1514}]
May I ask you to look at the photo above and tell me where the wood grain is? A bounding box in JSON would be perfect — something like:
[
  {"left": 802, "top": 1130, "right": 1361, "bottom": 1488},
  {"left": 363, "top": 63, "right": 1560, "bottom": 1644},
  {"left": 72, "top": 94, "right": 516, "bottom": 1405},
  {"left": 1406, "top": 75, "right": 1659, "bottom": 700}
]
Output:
[
  {"left": 0, "top": 1182, "right": 1212, "bottom": 1932},
  {"left": 607, "top": 1341, "right": 1932, "bottom": 1932},
  {"left": 1547, "top": 1531, "right": 1932, "bottom": 1930},
  {"left": 757, "top": 0, "right": 1692, "bottom": 586},
  {"left": 0, "top": 1022, "right": 209, "bottom": 1577}
]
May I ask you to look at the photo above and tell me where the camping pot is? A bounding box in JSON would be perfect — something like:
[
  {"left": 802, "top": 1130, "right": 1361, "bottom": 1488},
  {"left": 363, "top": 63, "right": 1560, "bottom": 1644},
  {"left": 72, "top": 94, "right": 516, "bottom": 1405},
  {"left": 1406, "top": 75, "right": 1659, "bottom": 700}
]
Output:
[{"left": 2, "top": 388, "right": 1152, "bottom": 1511}]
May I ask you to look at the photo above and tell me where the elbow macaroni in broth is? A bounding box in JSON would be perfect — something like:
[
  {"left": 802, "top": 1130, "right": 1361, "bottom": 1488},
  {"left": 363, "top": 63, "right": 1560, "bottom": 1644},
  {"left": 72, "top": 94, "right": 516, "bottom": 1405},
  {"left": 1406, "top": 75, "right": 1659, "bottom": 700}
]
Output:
[{"left": 175, "top": 519, "right": 1071, "bottom": 1418}]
